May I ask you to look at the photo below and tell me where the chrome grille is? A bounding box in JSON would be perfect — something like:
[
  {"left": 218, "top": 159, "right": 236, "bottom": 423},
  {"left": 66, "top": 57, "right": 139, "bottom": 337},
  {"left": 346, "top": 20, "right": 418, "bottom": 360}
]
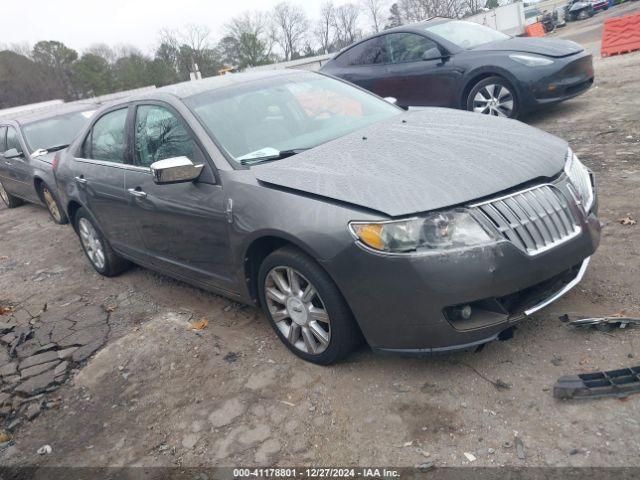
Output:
[{"left": 474, "top": 185, "right": 580, "bottom": 256}]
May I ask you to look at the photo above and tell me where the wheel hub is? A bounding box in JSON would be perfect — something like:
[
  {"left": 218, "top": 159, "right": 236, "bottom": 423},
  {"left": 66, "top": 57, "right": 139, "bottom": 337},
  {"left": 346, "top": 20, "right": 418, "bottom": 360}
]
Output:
[
  {"left": 287, "top": 297, "right": 308, "bottom": 326},
  {"left": 264, "top": 266, "right": 331, "bottom": 355}
]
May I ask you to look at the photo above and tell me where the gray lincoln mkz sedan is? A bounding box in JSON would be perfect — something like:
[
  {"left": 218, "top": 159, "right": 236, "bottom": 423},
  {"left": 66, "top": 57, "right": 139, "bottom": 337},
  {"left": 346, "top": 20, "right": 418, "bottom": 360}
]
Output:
[{"left": 54, "top": 70, "right": 600, "bottom": 364}]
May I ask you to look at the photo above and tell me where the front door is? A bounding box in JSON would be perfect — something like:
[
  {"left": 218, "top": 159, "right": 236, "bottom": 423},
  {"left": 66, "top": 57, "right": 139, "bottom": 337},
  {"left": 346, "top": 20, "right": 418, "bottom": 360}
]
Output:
[
  {"left": 124, "top": 103, "right": 233, "bottom": 291},
  {"left": 2, "top": 126, "right": 36, "bottom": 201},
  {"left": 383, "top": 33, "right": 459, "bottom": 108}
]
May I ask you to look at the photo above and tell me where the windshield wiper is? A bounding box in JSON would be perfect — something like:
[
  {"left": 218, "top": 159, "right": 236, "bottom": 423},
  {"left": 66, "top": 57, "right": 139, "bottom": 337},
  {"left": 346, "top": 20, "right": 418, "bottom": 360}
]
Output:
[
  {"left": 45, "top": 144, "right": 69, "bottom": 152},
  {"left": 31, "top": 144, "right": 69, "bottom": 158},
  {"left": 240, "top": 148, "right": 310, "bottom": 166}
]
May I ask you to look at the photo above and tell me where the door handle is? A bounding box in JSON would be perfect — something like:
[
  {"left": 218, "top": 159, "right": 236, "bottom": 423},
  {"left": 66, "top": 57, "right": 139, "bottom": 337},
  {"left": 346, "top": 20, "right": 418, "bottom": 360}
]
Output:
[
  {"left": 74, "top": 176, "right": 87, "bottom": 185},
  {"left": 127, "top": 188, "right": 147, "bottom": 199}
]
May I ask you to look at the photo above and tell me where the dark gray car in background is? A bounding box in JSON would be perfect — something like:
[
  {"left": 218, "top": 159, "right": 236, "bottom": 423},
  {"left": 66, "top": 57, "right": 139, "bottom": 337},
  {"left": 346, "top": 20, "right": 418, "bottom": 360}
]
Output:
[
  {"left": 0, "top": 103, "right": 98, "bottom": 223},
  {"left": 53, "top": 70, "right": 600, "bottom": 364},
  {"left": 320, "top": 19, "right": 594, "bottom": 118}
]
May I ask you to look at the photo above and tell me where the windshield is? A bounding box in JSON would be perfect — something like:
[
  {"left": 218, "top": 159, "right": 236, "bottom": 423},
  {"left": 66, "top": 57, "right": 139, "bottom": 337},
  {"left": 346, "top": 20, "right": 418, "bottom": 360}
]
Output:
[
  {"left": 184, "top": 74, "right": 401, "bottom": 164},
  {"left": 22, "top": 110, "right": 95, "bottom": 152},
  {"left": 425, "top": 20, "right": 510, "bottom": 49}
]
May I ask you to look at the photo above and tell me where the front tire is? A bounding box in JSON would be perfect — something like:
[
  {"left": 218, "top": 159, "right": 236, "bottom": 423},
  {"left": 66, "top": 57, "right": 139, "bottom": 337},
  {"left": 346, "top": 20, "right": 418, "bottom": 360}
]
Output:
[
  {"left": 258, "top": 246, "right": 361, "bottom": 365},
  {"left": 467, "top": 76, "right": 519, "bottom": 119},
  {"left": 39, "top": 183, "right": 69, "bottom": 224},
  {"left": 0, "top": 180, "right": 24, "bottom": 208},
  {"left": 74, "top": 207, "right": 131, "bottom": 277}
]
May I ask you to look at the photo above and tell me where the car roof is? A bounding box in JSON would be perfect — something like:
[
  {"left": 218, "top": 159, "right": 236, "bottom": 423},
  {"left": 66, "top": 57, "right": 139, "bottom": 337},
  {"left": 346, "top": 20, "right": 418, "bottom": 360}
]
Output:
[
  {"left": 3, "top": 102, "right": 100, "bottom": 126},
  {"left": 128, "top": 69, "right": 307, "bottom": 102},
  {"left": 382, "top": 17, "right": 452, "bottom": 35}
]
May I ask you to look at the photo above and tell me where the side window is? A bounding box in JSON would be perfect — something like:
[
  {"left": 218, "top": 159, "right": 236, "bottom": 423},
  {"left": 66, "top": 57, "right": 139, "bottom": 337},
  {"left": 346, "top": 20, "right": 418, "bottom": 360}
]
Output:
[
  {"left": 338, "top": 37, "right": 386, "bottom": 66},
  {"left": 89, "top": 108, "right": 128, "bottom": 163},
  {"left": 386, "top": 33, "right": 437, "bottom": 64},
  {"left": 6, "top": 127, "right": 22, "bottom": 153},
  {"left": 0, "top": 127, "right": 6, "bottom": 153},
  {"left": 134, "top": 105, "right": 201, "bottom": 167}
]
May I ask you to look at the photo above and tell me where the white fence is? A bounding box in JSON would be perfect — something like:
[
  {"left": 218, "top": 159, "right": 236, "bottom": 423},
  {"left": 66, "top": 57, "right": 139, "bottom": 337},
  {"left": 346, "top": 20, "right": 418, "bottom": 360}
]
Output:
[{"left": 0, "top": 86, "right": 156, "bottom": 120}]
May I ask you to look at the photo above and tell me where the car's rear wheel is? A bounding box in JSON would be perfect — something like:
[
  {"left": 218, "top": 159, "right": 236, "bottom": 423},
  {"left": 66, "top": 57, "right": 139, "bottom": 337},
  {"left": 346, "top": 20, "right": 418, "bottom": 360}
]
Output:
[
  {"left": 258, "top": 246, "right": 361, "bottom": 365},
  {"left": 0, "top": 180, "right": 24, "bottom": 209},
  {"left": 39, "top": 183, "right": 69, "bottom": 224},
  {"left": 75, "top": 207, "right": 131, "bottom": 277},
  {"left": 467, "top": 76, "right": 519, "bottom": 119}
]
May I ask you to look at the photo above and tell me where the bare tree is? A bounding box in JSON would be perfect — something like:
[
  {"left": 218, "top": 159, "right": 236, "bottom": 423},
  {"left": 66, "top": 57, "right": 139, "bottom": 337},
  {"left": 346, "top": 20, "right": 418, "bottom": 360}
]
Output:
[
  {"left": 2, "top": 42, "right": 33, "bottom": 59},
  {"left": 272, "top": 2, "right": 309, "bottom": 61},
  {"left": 362, "top": 0, "right": 388, "bottom": 33},
  {"left": 332, "top": 3, "right": 361, "bottom": 49},
  {"left": 224, "top": 11, "right": 277, "bottom": 68},
  {"left": 314, "top": 1, "right": 335, "bottom": 54},
  {"left": 85, "top": 43, "right": 116, "bottom": 63}
]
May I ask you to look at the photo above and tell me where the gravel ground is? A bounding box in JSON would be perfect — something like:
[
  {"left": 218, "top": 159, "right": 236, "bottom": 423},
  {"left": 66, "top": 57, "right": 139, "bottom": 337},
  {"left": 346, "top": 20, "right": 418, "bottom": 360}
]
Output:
[{"left": 1, "top": 5, "right": 640, "bottom": 468}]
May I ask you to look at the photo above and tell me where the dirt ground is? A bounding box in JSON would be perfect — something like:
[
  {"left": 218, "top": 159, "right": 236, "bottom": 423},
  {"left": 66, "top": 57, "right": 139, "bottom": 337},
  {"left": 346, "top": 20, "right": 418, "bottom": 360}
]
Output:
[{"left": 1, "top": 4, "right": 640, "bottom": 469}]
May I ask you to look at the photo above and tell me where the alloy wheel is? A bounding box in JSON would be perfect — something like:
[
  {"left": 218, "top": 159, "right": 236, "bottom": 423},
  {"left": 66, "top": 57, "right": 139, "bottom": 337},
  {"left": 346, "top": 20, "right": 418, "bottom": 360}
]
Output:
[
  {"left": 78, "top": 218, "right": 106, "bottom": 270},
  {"left": 43, "top": 187, "right": 62, "bottom": 222},
  {"left": 264, "top": 266, "right": 331, "bottom": 354},
  {"left": 0, "top": 182, "right": 8, "bottom": 206},
  {"left": 473, "top": 84, "right": 514, "bottom": 117}
]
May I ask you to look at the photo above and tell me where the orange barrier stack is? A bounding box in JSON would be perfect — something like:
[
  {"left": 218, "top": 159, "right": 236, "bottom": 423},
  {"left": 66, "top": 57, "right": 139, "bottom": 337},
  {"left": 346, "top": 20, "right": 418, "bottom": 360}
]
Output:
[
  {"left": 601, "top": 12, "right": 640, "bottom": 57},
  {"left": 525, "top": 22, "right": 546, "bottom": 37}
]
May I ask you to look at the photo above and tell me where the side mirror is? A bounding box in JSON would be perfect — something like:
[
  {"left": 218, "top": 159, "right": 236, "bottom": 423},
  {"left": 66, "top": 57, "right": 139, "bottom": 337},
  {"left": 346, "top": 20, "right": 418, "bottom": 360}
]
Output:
[
  {"left": 422, "top": 47, "right": 443, "bottom": 61},
  {"left": 4, "top": 148, "right": 23, "bottom": 159},
  {"left": 383, "top": 97, "right": 398, "bottom": 105},
  {"left": 149, "top": 156, "right": 204, "bottom": 185}
]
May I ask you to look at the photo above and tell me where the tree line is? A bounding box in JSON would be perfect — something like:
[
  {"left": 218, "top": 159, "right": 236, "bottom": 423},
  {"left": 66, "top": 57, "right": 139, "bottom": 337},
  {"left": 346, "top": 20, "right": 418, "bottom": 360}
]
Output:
[{"left": 0, "top": 0, "right": 494, "bottom": 109}]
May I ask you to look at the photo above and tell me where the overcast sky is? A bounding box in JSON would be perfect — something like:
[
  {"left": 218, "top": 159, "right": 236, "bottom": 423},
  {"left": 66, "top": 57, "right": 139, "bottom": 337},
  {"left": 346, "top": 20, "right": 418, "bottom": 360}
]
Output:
[{"left": 4, "top": 0, "right": 351, "bottom": 53}]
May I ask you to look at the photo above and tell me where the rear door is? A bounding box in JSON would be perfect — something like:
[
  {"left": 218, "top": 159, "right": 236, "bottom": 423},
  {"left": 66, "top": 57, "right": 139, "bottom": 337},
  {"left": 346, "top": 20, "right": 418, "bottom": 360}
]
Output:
[
  {"left": 123, "top": 102, "right": 233, "bottom": 291},
  {"left": 383, "top": 32, "right": 460, "bottom": 108},
  {"left": 73, "top": 107, "right": 142, "bottom": 254}
]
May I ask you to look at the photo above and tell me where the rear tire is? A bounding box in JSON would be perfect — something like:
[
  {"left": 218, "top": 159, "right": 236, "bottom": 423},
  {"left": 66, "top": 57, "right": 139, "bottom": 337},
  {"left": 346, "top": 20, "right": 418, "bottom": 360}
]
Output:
[
  {"left": 258, "top": 246, "right": 362, "bottom": 365},
  {"left": 39, "top": 182, "right": 69, "bottom": 224},
  {"left": 0, "top": 180, "right": 24, "bottom": 209},
  {"left": 467, "top": 76, "right": 519, "bottom": 119},
  {"left": 74, "top": 207, "right": 131, "bottom": 277}
]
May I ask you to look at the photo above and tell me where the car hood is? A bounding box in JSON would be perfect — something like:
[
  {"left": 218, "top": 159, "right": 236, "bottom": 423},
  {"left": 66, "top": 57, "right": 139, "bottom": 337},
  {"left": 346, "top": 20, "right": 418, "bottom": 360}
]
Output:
[
  {"left": 252, "top": 108, "right": 568, "bottom": 217},
  {"left": 473, "top": 37, "right": 583, "bottom": 58}
]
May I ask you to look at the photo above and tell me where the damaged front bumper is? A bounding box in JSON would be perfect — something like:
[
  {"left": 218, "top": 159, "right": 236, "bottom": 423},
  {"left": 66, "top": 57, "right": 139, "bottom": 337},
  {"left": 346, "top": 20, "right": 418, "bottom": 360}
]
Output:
[{"left": 325, "top": 182, "right": 600, "bottom": 354}]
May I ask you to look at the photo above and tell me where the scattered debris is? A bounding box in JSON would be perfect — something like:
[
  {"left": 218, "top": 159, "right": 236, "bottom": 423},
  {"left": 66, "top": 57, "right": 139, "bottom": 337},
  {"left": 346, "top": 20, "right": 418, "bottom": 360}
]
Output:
[
  {"left": 553, "top": 366, "right": 640, "bottom": 400},
  {"left": 551, "top": 355, "right": 563, "bottom": 366},
  {"left": 515, "top": 436, "right": 526, "bottom": 460},
  {"left": 223, "top": 352, "right": 239, "bottom": 363},
  {"left": 463, "top": 452, "right": 477, "bottom": 462},
  {"left": 456, "top": 361, "right": 512, "bottom": 390},
  {"left": 560, "top": 313, "right": 640, "bottom": 332},
  {"left": 37, "top": 444, "right": 52, "bottom": 455},
  {"left": 0, "top": 306, "right": 15, "bottom": 316},
  {"left": 187, "top": 319, "right": 209, "bottom": 331},
  {"left": 619, "top": 215, "right": 637, "bottom": 226},
  {"left": 417, "top": 461, "right": 434, "bottom": 472},
  {"left": 0, "top": 432, "right": 10, "bottom": 443},
  {"left": 279, "top": 400, "right": 296, "bottom": 407}
]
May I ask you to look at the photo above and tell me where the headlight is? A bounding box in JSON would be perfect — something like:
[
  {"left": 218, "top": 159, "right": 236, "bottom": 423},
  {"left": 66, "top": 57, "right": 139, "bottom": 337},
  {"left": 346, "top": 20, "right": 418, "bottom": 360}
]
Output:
[
  {"left": 509, "top": 54, "right": 554, "bottom": 67},
  {"left": 349, "top": 210, "right": 496, "bottom": 254},
  {"left": 565, "top": 148, "right": 594, "bottom": 211}
]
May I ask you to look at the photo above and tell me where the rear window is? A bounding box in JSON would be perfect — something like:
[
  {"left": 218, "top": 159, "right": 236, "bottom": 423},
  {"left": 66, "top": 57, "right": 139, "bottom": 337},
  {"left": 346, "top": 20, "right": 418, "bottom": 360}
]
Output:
[
  {"left": 22, "top": 110, "right": 95, "bottom": 152},
  {"left": 425, "top": 20, "right": 510, "bottom": 49}
]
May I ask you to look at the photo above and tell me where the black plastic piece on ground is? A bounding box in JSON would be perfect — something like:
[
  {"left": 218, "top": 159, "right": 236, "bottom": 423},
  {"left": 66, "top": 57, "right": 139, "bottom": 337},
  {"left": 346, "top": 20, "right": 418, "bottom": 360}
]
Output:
[{"left": 554, "top": 366, "right": 640, "bottom": 399}]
